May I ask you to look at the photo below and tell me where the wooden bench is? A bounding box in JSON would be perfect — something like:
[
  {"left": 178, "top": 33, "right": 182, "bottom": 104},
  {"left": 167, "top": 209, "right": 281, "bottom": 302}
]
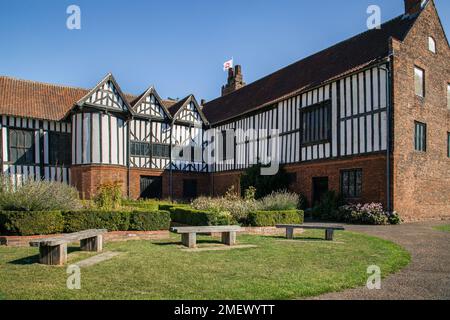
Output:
[
  {"left": 30, "top": 229, "right": 107, "bottom": 265},
  {"left": 170, "top": 226, "right": 242, "bottom": 248},
  {"left": 276, "top": 224, "right": 345, "bottom": 241}
]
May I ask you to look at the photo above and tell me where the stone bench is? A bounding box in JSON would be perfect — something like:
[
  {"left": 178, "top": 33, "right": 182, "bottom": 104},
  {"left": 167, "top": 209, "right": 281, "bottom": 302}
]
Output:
[
  {"left": 170, "top": 226, "right": 242, "bottom": 248},
  {"left": 276, "top": 224, "right": 345, "bottom": 241},
  {"left": 30, "top": 229, "right": 107, "bottom": 265}
]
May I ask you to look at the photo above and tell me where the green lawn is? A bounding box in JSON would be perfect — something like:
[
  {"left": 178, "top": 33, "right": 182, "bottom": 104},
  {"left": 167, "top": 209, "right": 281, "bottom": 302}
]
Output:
[
  {"left": 434, "top": 225, "right": 450, "bottom": 233},
  {"left": 0, "top": 231, "right": 410, "bottom": 300}
]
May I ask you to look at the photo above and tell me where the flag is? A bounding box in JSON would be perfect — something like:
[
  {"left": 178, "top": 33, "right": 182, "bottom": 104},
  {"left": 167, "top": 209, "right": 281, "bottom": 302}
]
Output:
[{"left": 223, "top": 59, "right": 233, "bottom": 71}]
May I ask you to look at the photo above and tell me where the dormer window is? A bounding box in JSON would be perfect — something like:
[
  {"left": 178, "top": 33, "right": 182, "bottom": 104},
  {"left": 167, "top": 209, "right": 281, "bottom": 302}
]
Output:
[{"left": 428, "top": 36, "right": 436, "bottom": 53}]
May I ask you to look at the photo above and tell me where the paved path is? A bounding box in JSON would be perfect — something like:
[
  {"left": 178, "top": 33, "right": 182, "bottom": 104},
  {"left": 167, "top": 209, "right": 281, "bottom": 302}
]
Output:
[{"left": 308, "top": 220, "right": 450, "bottom": 300}]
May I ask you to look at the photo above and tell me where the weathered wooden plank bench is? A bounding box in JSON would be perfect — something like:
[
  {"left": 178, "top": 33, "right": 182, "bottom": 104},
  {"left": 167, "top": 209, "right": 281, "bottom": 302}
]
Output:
[
  {"left": 29, "top": 229, "right": 107, "bottom": 265},
  {"left": 276, "top": 224, "right": 345, "bottom": 241},
  {"left": 170, "top": 226, "right": 242, "bottom": 248}
]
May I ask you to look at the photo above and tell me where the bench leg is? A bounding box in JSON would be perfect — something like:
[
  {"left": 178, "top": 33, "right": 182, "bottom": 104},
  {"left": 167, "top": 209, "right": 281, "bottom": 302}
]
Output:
[
  {"left": 80, "top": 235, "right": 103, "bottom": 252},
  {"left": 181, "top": 233, "right": 196, "bottom": 248},
  {"left": 39, "top": 244, "right": 67, "bottom": 266},
  {"left": 286, "top": 227, "right": 294, "bottom": 240},
  {"left": 221, "top": 232, "right": 236, "bottom": 246},
  {"left": 325, "top": 229, "right": 334, "bottom": 241}
]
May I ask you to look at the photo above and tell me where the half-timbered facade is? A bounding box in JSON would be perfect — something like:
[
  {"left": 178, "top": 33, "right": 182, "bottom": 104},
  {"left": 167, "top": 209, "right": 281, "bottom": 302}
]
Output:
[{"left": 0, "top": 0, "right": 448, "bottom": 220}]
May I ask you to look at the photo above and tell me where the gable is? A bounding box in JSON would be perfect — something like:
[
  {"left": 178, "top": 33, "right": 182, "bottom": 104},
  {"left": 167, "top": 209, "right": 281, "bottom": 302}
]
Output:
[
  {"left": 83, "top": 79, "right": 128, "bottom": 111},
  {"left": 402, "top": 1, "right": 450, "bottom": 55},
  {"left": 175, "top": 101, "right": 202, "bottom": 124}
]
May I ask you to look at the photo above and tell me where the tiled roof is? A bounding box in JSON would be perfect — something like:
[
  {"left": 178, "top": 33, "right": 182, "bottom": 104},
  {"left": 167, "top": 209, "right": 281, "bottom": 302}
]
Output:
[
  {"left": 202, "top": 14, "right": 419, "bottom": 124},
  {"left": 0, "top": 76, "right": 89, "bottom": 121}
]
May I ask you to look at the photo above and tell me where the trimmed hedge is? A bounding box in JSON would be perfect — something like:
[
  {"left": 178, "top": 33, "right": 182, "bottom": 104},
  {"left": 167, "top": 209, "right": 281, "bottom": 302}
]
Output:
[
  {"left": 247, "top": 210, "right": 304, "bottom": 227},
  {"left": 169, "top": 207, "right": 232, "bottom": 226},
  {"left": 63, "top": 209, "right": 171, "bottom": 232},
  {"left": 129, "top": 210, "right": 170, "bottom": 231},
  {"left": 0, "top": 209, "right": 172, "bottom": 236},
  {"left": 63, "top": 210, "right": 131, "bottom": 233},
  {"left": 0, "top": 211, "right": 64, "bottom": 236}
]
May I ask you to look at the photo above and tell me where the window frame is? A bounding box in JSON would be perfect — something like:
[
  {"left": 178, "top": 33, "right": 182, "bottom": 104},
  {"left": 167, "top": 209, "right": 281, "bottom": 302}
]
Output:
[
  {"left": 300, "top": 100, "right": 332, "bottom": 147},
  {"left": 48, "top": 131, "right": 71, "bottom": 166},
  {"left": 447, "top": 83, "right": 450, "bottom": 110},
  {"left": 130, "top": 141, "right": 151, "bottom": 158},
  {"left": 428, "top": 36, "right": 436, "bottom": 53},
  {"left": 8, "top": 128, "right": 35, "bottom": 165},
  {"left": 447, "top": 132, "right": 450, "bottom": 158},
  {"left": 340, "top": 169, "right": 363, "bottom": 200},
  {"left": 414, "top": 66, "right": 425, "bottom": 98},
  {"left": 414, "top": 121, "right": 427, "bottom": 152},
  {"left": 152, "top": 143, "right": 170, "bottom": 159}
]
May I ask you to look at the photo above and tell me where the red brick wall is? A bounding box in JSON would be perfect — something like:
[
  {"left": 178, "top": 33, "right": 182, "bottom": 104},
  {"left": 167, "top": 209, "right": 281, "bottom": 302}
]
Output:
[
  {"left": 70, "top": 165, "right": 128, "bottom": 199},
  {"left": 71, "top": 165, "right": 211, "bottom": 200},
  {"left": 391, "top": 1, "right": 450, "bottom": 221},
  {"left": 129, "top": 168, "right": 210, "bottom": 200},
  {"left": 211, "top": 153, "right": 387, "bottom": 207},
  {"left": 212, "top": 171, "right": 242, "bottom": 196},
  {"left": 285, "top": 154, "right": 387, "bottom": 207}
]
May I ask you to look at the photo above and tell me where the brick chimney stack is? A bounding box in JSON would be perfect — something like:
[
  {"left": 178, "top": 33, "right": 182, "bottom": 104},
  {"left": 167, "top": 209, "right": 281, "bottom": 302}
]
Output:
[
  {"left": 221, "top": 65, "right": 246, "bottom": 96},
  {"left": 404, "top": 0, "right": 426, "bottom": 16}
]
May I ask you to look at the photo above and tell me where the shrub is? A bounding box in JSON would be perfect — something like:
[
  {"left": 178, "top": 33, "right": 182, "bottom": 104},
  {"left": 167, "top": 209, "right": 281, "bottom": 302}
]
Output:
[
  {"left": 129, "top": 210, "right": 171, "bottom": 231},
  {"left": 247, "top": 210, "right": 304, "bottom": 227},
  {"left": 258, "top": 191, "right": 299, "bottom": 211},
  {"left": 240, "top": 164, "right": 290, "bottom": 199},
  {"left": 0, "top": 211, "right": 64, "bottom": 236},
  {"left": 93, "top": 181, "right": 122, "bottom": 210},
  {"left": 0, "top": 178, "right": 81, "bottom": 212},
  {"left": 63, "top": 210, "right": 131, "bottom": 232},
  {"left": 191, "top": 189, "right": 259, "bottom": 224},
  {"left": 169, "top": 207, "right": 233, "bottom": 226},
  {"left": 337, "top": 203, "right": 400, "bottom": 225},
  {"left": 312, "top": 191, "right": 342, "bottom": 221}
]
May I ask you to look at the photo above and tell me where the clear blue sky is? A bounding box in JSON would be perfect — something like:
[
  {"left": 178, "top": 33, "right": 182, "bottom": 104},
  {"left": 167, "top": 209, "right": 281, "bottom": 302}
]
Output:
[{"left": 0, "top": 0, "right": 449, "bottom": 101}]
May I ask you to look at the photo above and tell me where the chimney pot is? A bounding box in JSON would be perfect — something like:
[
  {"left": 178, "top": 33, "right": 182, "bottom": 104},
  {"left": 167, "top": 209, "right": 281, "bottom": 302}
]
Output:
[{"left": 404, "top": 0, "right": 425, "bottom": 15}]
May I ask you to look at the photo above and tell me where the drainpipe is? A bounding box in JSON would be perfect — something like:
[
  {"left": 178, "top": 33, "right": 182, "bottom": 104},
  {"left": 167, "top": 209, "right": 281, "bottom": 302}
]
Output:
[
  {"left": 169, "top": 119, "right": 174, "bottom": 203},
  {"left": 126, "top": 117, "right": 131, "bottom": 199},
  {"left": 378, "top": 58, "right": 393, "bottom": 213}
]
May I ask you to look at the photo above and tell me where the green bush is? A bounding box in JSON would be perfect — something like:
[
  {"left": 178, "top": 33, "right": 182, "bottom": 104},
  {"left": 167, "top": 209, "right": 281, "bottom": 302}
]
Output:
[
  {"left": 240, "top": 164, "right": 291, "bottom": 199},
  {"left": 247, "top": 210, "right": 304, "bottom": 227},
  {"left": 129, "top": 210, "right": 171, "bottom": 231},
  {"left": 0, "top": 178, "right": 81, "bottom": 212},
  {"left": 63, "top": 209, "right": 172, "bottom": 232},
  {"left": 312, "top": 191, "right": 343, "bottom": 221},
  {"left": 169, "top": 207, "right": 233, "bottom": 226},
  {"left": 63, "top": 210, "right": 131, "bottom": 232},
  {"left": 258, "top": 191, "right": 299, "bottom": 211},
  {"left": 337, "top": 203, "right": 401, "bottom": 225},
  {"left": 93, "top": 182, "right": 123, "bottom": 210},
  {"left": 0, "top": 211, "right": 64, "bottom": 236}
]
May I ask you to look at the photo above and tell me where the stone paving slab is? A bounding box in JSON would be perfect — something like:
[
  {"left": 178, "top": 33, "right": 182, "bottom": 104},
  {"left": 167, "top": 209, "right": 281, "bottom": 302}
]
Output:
[
  {"left": 181, "top": 244, "right": 258, "bottom": 252},
  {"left": 75, "top": 251, "right": 121, "bottom": 268}
]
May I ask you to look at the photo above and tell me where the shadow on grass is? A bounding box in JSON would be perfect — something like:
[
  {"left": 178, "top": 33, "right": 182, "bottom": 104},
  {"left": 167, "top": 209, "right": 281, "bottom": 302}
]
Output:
[
  {"left": 268, "top": 235, "right": 327, "bottom": 241},
  {"left": 8, "top": 246, "right": 81, "bottom": 265},
  {"left": 154, "top": 239, "right": 224, "bottom": 247}
]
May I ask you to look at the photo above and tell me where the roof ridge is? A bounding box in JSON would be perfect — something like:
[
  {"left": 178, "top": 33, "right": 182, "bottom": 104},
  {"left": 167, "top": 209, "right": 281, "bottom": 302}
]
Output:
[
  {"left": 0, "top": 75, "right": 138, "bottom": 99},
  {"left": 204, "top": 13, "right": 408, "bottom": 106},
  {"left": 0, "top": 75, "right": 90, "bottom": 92}
]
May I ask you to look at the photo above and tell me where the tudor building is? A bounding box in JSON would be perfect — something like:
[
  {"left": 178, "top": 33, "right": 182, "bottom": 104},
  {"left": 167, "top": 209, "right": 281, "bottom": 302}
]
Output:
[{"left": 0, "top": 0, "right": 449, "bottom": 221}]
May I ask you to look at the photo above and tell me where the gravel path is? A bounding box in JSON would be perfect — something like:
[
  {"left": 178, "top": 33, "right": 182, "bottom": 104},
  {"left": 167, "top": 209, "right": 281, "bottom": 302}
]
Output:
[{"left": 307, "top": 220, "right": 450, "bottom": 300}]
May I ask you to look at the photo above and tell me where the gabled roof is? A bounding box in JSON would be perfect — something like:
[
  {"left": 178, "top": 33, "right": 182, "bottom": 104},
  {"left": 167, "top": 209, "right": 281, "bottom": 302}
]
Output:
[
  {"left": 0, "top": 75, "right": 177, "bottom": 122},
  {"left": 169, "top": 95, "right": 209, "bottom": 124},
  {"left": 202, "top": 13, "right": 420, "bottom": 125},
  {"left": 130, "top": 86, "right": 172, "bottom": 119},
  {"left": 75, "top": 73, "right": 132, "bottom": 115}
]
